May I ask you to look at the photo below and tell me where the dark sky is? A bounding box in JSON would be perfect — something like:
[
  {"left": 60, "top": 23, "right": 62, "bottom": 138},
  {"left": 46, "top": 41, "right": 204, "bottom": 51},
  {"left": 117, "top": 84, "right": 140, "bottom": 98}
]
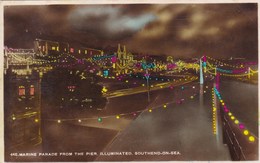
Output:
[{"left": 4, "top": 4, "right": 258, "bottom": 59}]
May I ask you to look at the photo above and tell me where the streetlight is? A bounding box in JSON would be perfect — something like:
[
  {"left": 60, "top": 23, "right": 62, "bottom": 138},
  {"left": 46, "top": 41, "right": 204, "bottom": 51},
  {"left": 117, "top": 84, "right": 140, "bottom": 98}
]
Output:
[{"left": 144, "top": 69, "right": 150, "bottom": 102}]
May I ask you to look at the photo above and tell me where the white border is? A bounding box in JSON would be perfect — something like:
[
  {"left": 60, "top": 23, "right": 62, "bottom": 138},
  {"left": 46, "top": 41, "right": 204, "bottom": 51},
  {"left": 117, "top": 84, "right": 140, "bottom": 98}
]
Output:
[
  {"left": 0, "top": 1, "right": 259, "bottom": 163},
  {"left": 1, "top": 0, "right": 260, "bottom": 5}
]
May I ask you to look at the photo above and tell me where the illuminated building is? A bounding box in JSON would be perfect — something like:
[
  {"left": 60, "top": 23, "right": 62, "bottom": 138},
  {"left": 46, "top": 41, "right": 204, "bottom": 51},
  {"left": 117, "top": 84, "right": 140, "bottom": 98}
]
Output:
[
  {"left": 4, "top": 47, "right": 36, "bottom": 75},
  {"left": 34, "top": 39, "right": 63, "bottom": 56},
  {"left": 34, "top": 39, "right": 104, "bottom": 59},
  {"left": 166, "top": 56, "right": 174, "bottom": 63},
  {"left": 115, "top": 44, "right": 136, "bottom": 74}
]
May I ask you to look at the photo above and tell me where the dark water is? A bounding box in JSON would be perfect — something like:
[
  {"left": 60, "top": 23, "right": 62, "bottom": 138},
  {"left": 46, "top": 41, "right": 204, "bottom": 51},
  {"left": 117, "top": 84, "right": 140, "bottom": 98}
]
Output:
[{"left": 220, "top": 80, "right": 258, "bottom": 136}]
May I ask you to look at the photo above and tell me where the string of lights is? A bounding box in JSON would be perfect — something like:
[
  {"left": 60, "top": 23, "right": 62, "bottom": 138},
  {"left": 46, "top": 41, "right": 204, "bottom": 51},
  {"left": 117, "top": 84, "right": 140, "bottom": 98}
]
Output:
[
  {"left": 205, "top": 60, "right": 258, "bottom": 78},
  {"left": 212, "top": 88, "right": 217, "bottom": 135},
  {"left": 206, "top": 56, "right": 243, "bottom": 68},
  {"left": 39, "top": 84, "right": 207, "bottom": 123}
]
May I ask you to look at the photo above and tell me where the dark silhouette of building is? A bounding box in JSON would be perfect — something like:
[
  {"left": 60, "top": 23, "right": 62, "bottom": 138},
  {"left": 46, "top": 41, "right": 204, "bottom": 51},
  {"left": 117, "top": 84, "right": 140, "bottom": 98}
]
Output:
[{"left": 4, "top": 70, "right": 42, "bottom": 154}]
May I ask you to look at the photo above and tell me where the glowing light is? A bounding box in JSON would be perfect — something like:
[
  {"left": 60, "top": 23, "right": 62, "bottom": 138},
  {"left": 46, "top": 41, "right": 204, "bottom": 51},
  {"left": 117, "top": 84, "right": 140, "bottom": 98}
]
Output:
[
  {"left": 228, "top": 112, "right": 232, "bottom": 116},
  {"left": 148, "top": 109, "right": 152, "bottom": 112},
  {"left": 30, "top": 85, "right": 35, "bottom": 95},
  {"left": 234, "top": 120, "right": 239, "bottom": 124},
  {"left": 181, "top": 86, "right": 184, "bottom": 90},
  {"left": 78, "top": 119, "right": 82, "bottom": 123},
  {"left": 126, "top": 80, "right": 129, "bottom": 83},
  {"left": 18, "top": 86, "right": 25, "bottom": 96},
  {"left": 192, "top": 86, "right": 195, "bottom": 89},
  {"left": 239, "top": 124, "right": 245, "bottom": 129},
  {"left": 58, "top": 120, "right": 61, "bottom": 123},
  {"left": 103, "top": 70, "right": 109, "bottom": 77},
  {"left": 111, "top": 56, "right": 117, "bottom": 63},
  {"left": 231, "top": 116, "right": 235, "bottom": 120},
  {"left": 102, "top": 87, "right": 108, "bottom": 93},
  {"left": 98, "top": 117, "right": 102, "bottom": 122},
  {"left": 116, "top": 115, "right": 120, "bottom": 119},
  {"left": 12, "top": 117, "right": 16, "bottom": 121},
  {"left": 163, "top": 104, "right": 167, "bottom": 108},
  {"left": 142, "top": 84, "right": 145, "bottom": 87},
  {"left": 160, "top": 86, "right": 163, "bottom": 88},
  {"left": 190, "top": 96, "right": 194, "bottom": 99},
  {"left": 243, "top": 130, "right": 249, "bottom": 135},
  {"left": 34, "top": 119, "right": 39, "bottom": 123},
  {"left": 249, "top": 136, "right": 255, "bottom": 142}
]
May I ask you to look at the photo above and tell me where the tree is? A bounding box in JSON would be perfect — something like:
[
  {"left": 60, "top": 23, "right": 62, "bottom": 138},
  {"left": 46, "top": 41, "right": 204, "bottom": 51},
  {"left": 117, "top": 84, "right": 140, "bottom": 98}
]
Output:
[{"left": 42, "top": 67, "right": 107, "bottom": 111}]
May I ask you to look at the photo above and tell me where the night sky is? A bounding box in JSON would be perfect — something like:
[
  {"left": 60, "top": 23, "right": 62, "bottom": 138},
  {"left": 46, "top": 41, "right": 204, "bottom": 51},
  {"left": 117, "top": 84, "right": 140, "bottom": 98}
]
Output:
[{"left": 4, "top": 4, "right": 258, "bottom": 59}]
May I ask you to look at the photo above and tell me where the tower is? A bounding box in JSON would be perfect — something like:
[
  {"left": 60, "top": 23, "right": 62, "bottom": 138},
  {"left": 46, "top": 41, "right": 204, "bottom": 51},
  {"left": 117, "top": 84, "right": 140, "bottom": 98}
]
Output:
[{"left": 117, "top": 44, "right": 122, "bottom": 59}]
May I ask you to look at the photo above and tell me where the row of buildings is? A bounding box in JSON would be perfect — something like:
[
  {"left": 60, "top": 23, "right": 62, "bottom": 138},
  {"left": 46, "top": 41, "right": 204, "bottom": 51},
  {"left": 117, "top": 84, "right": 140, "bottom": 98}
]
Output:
[
  {"left": 33, "top": 39, "right": 175, "bottom": 75},
  {"left": 34, "top": 38, "right": 103, "bottom": 57}
]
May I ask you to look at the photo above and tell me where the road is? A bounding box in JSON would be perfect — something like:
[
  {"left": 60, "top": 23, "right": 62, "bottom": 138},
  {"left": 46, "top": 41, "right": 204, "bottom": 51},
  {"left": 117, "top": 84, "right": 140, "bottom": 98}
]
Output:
[
  {"left": 96, "top": 81, "right": 232, "bottom": 161},
  {"left": 95, "top": 80, "right": 258, "bottom": 161},
  {"left": 38, "top": 78, "right": 203, "bottom": 162},
  {"left": 105, "top": 75, "right": 198, "bottom": 98}
]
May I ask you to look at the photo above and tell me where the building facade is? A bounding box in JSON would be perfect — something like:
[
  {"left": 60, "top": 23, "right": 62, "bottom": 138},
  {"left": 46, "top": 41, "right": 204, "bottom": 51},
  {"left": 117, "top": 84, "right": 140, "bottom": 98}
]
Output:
[{"left": 4, "top": 70, "right": 42, "bottom": 151}]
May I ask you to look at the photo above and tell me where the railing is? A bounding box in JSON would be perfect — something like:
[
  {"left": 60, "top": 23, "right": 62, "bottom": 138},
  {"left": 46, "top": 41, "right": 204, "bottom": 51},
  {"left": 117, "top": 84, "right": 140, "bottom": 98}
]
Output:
[
  {"left": 220, "top": 108, "right": 246, "bottom": 160},
  {"left": 215, "top": 87, "right": 258, "bottom": 161}
]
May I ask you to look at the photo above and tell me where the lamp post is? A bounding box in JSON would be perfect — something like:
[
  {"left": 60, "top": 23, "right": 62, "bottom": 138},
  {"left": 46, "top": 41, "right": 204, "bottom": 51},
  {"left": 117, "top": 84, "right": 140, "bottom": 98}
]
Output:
[
  {"left": 200, "top": 59, "right": 204, "bottom": 85},
  {"left": 248, "top": 67, "right": 251, "bottom": 79},
  {"left": 144, "top": 69, "right": 150, "bottom": 102}
]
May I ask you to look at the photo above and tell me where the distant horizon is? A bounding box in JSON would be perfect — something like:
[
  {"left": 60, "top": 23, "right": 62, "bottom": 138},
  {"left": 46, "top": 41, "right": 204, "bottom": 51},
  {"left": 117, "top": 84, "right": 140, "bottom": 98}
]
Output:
[{"left": 4, "top": 38, "right": 256, "bottom": 61}]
